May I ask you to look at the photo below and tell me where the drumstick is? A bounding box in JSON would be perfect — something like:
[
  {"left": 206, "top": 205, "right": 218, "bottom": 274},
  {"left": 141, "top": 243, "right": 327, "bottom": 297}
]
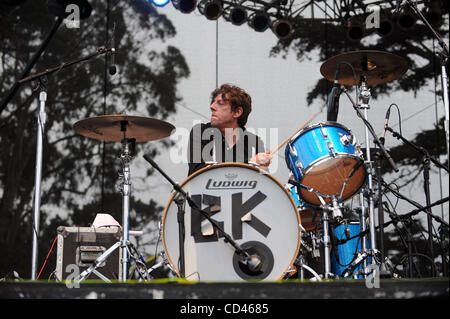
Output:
[{"left": 269, "top": 112, "right": 319, "bottom": 156}]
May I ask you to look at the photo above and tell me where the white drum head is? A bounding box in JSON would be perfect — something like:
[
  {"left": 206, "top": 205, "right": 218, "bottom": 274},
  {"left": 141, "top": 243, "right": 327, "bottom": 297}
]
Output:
[{"left": 161, "top": 163, "right": 301, "bottom": 281}]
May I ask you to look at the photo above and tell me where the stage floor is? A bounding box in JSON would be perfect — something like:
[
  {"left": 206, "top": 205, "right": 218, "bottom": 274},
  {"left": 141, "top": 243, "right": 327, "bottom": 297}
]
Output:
[{"left": 0, "top": 278, "right": 448, "bottom": 299}]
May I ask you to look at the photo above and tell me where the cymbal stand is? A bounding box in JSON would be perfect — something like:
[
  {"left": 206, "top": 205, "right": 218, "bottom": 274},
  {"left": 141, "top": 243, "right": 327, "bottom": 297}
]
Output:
[
  {"left": 76, "top": 137, "right": 149, "bottom": 283},
  {"left": 357, "top": 78, "right": 377, "bottom": 266},
  {"left": 118, "top": 136, "right": 132, "bottom": 281},
  {"left": 356, "top": 191, "right": 369, "bottom": 278}
]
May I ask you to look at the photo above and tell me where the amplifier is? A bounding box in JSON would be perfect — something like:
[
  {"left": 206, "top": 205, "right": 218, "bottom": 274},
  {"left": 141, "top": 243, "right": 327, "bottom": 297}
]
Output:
[{"left": 55, "top": 226, "right": 122, "bottom": 281}]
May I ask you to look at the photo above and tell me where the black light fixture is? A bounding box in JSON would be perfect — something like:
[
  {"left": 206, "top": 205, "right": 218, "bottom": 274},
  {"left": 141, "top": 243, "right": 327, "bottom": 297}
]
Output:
[
  {"left": 397, "top": 5, "right": 416, "bottom": 30},
  {"left": 272, "top": 19, "right": 293, "bottom": 39},
  {"left": 198, "top": 0, "right": 223, "bottom": 20},
  {"left": 224, "top": 5, "right": 247, "bottom": 26},
  {"left": 376, "top": 13, "right": 394, "bottom": 37},
  {"left": 346, "top": 16, "right": 364, "bottom": 41},
  {"left": 172, "top": 0, "right": 197, "bottom": 14},
  {"left": 248, "top": 11, "right": 271, "bottom": 32}
]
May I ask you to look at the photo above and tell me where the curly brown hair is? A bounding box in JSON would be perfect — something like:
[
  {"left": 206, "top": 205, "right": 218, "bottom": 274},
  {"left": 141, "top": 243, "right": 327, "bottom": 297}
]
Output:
[{"left": 210, "top": 84, "right": 252, "bottom": 127}]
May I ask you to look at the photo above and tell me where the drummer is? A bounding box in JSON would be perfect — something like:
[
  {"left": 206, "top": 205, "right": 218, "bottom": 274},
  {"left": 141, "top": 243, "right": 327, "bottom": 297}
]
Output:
[{"left": 187, "top": 84, "right": 272, "bottom": 175}]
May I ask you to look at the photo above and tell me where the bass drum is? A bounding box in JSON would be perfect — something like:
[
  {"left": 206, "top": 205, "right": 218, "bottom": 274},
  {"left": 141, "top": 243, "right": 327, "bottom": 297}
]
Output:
[{"left": 161, "top": 163, "right": 302, "bottom": 281}]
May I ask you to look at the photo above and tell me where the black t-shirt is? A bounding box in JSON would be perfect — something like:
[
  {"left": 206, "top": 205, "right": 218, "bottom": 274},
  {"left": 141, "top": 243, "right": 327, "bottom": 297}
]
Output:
[{"left": 187, "top": 122, "right": 265, "bottom": 176}]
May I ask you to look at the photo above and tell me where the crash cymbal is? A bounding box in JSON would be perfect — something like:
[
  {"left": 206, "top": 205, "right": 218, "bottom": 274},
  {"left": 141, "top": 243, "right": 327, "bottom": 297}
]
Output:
[
  {"left": 73, "top": 114, "right": 175, "bottom": 142},
  {"left": 320, "top": 50, "right": 408, "bottom": 86}
]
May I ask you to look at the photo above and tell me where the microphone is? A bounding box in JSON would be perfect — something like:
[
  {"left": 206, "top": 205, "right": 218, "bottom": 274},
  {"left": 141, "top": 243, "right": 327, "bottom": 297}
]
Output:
[
  {"left": 342, "top": 251, "right": 368, "bottom": 278},
  {"left": 246, "top": 254, "right": 262, "bottom": 272},
  {"left": 238, "top": 250, "right": 262, "bottom": 273},
  {"left": 380, "top": 107, "right": 391, "bottom": 145},
  {"left": 109, "top": 22, "right": 117, "bottom": 76},
  {"left": 327, "top": 68, "right": 341, "bottom": 122}
]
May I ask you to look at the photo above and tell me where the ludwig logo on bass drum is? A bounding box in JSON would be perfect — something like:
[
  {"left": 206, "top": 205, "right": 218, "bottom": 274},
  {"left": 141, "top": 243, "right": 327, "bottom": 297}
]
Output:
[{"left": 205, "top": 178, "right": 257, "bottom": 190}]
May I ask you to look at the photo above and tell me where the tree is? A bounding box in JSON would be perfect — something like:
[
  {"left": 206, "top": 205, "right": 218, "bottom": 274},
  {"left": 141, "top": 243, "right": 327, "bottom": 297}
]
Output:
[
  {"left": 270, "top": 1, "right": 449, "bottom": 105},
  {"left": 0, "top": 0, "right": 189, "bottom": 279}
]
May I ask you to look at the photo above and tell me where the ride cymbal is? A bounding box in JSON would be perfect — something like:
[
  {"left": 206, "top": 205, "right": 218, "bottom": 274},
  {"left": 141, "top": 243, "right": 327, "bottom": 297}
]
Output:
[
  {"left": 320, "top": 50, "right": 408, "bottom": 86},
  {"left": 73, "top": 114, "right": 175, "bottom": 142}
]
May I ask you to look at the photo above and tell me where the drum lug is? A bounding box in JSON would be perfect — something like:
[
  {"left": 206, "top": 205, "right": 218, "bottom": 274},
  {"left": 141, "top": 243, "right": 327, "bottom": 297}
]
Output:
[
  {"left": 355, "top": 144, "right": 364, "bottom": 157},
  {"left": 289, "top": 143, "right": 297, "bottom": 157},
  {"left": 327, "top": 142, "right": 336, "bottom": 157},
  {"left": 295, "top": 160, "right": 303, "bottom": 170},
  {"left": 320, "top": 125, "right": 336, "bottom": 156},
  {"left": 320, "top": 125, "right": 328, "bottom": 140}
]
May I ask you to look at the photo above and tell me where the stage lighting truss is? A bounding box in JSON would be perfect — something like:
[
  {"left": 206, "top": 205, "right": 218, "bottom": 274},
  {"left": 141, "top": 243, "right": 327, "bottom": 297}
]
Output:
[{"left": 169, "top": 1, "right": 439, "bottom": 40}]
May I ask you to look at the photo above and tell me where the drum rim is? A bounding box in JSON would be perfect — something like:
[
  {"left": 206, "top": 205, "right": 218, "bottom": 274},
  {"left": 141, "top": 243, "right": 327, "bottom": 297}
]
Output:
[
  {"left": 287, "top": 121, "right": 353, "bottom": 147},
  {"left": 160, "top": 162, "right": 302, "bottom": 281}
]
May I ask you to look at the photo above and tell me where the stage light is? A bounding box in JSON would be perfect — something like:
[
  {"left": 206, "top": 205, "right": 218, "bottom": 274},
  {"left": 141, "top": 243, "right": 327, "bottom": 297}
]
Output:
[
  {"left": 272, "top": 19, "right": 293, "bottom": 39},
  {"left": 376, "top": 14, "right": 394, "bottom": 37},
  {"left": 346, "top": 17, "right": 364, "bottom": 41},
  {"left": 397, "top": 6, "right": 416, "bottom": 30},
  {"left": 172, "top": 0, "right": 197, "bottom": 13},
  {"left": 223, "top": 6, "right": 247, "bottom": 26},
  {"left": 248, "top": 11, "right": 271, "bottom": 32},
  {"left": 151, "top": 0, "right": 170, "bottom": 7},
  {"left": 198, "top": 0, "right": 223, "bottom": 20}
]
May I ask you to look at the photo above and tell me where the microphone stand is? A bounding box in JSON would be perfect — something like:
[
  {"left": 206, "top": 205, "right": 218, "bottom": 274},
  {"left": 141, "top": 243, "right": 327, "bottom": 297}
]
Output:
[
  {"left": 374, "top": 149, "right": 389, "bottom": 275},
  {"left": 18, "top": 46, "right": 114, "bottom": 280},
  {"left": 174, "top": 194, "right": 186, "bottom": 278},
  {"left": 143, "top": 155, "right": 251, "bottom": 275},
  {"left": 0, "top": 15, "right": 64, "bottom": 120},
  {"left": 386, "top": 126, "right": 449, "bottom": 276}
]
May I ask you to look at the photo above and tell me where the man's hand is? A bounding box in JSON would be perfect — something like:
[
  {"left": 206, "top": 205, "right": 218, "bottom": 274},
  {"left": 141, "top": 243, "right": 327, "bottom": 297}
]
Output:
[{"left": 250, "top": 151, "right": 272, "bottom": 167}]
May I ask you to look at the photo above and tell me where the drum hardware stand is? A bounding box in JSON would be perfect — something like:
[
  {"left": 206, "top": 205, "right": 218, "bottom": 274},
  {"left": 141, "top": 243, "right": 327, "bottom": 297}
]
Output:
[
  {"left": 145, "top": 251, "right": 178, "bottom": 279},
  {"left": 15, "top": 46, "right": 114, "bottom": 280},
  {"left": 174, "top": 194, "right": 187, "bottom": 278},
  {"left": 341, "top": 84, "right": 398, "bottom": 269},
  {"left": 292, "top": 254, "right": 322, "bottom": 281},
  {"left": 76, "top": 137, "right": 150, "bottom": 283},
  {"left": 356, "top": 193, "right": 369, "bottom": 277},
  {"left": 385, "top": 126, "right": 449, "bottom": 276},
  {"left": 317, "top": 196, "right": 337, "bottom": 279},
  {"left": 143, "top": 155, "right": 260, "bottom": 274},
  {"left": 382, "top": 203, "right": 416, "bottom": 278},
  {"left": 374, "top": 149, "right": 391, "bottom": 276}
]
